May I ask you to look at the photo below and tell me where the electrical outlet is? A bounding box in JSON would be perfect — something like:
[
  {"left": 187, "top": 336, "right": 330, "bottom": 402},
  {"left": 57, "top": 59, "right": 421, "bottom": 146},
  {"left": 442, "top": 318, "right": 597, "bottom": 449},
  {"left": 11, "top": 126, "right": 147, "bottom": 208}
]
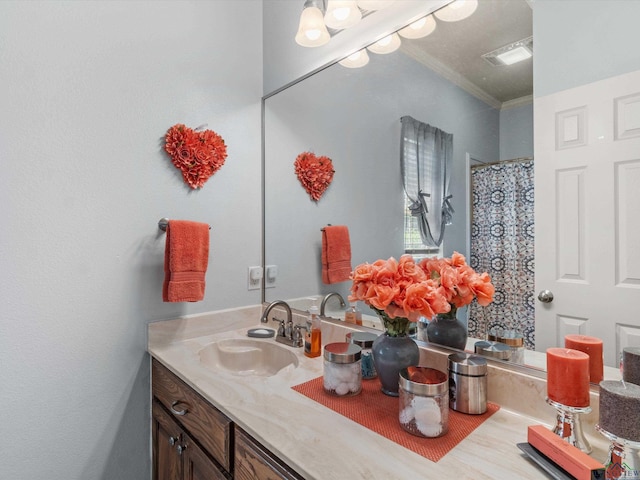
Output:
[
  {"left": 265, "top": 265, "right": 278, "bottom": 288},
  {"left": 247, "top": 266, "right": 263, "bottom": 291}
]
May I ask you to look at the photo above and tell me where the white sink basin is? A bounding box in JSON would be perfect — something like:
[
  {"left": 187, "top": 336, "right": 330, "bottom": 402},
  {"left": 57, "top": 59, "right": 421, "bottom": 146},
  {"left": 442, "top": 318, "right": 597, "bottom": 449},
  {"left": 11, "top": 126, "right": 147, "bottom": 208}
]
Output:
[{"left": 198, "top": 338, "right": 299, "bottom": 376}]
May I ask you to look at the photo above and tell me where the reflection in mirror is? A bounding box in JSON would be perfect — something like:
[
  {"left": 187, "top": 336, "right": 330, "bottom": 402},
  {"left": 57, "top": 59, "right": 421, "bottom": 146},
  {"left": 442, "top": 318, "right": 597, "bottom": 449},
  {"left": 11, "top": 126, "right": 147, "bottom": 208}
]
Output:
[
  {"left": 263, "top": 0, "right": 626, "bottom": 381},
  {"left": 265, "top": 0, "right": 532, "bottom": 354}
]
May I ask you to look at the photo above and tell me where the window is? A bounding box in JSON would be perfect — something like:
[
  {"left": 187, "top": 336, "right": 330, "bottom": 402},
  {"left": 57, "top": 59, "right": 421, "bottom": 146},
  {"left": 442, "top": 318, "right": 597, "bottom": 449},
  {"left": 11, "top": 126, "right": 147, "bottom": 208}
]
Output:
[
  {"left": 400, "top": 116, "right": 453, "bottom": 255},
  {"left": 403, "top": 196, "right": 442, "bottom": 258}
]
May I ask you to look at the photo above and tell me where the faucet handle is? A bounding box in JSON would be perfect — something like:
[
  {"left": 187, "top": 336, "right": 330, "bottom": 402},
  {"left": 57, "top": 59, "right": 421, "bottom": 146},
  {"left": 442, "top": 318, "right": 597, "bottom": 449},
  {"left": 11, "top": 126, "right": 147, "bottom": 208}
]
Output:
[
  {"left": 293, "top": 324, "right": 307, "bottom": 347},
  {"left": 272, "top": 317, "right": 285, "bottom": 337}
]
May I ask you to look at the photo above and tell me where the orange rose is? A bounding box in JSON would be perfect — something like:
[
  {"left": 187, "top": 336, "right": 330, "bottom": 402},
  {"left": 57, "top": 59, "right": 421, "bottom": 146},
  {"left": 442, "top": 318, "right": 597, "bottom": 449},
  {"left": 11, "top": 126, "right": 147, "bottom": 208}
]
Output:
[
  {"left": 471, "top": 272, "right": 495, "bottom": 306},
  {"left": 398, "top": 254, "right": 426, "bottom": 282},
  {"left": 350, "top": 263, "right": 374, "bottom": 282},
  {"left": 402, "top": 282, "right": 437, "bottom": 320}
]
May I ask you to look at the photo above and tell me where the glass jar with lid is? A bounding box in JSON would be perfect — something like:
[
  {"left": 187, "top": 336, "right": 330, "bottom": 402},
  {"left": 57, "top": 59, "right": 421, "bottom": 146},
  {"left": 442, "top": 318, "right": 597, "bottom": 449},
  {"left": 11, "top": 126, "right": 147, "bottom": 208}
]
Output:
[
  {"left": 323, "top": 342, "right": 362, "bottom": 396},
  {"left": 346, "top": 331, "right": 378, "bottom": 379},
  {"left": 399, "top": 367, "right": 449, "bottom": 438}
]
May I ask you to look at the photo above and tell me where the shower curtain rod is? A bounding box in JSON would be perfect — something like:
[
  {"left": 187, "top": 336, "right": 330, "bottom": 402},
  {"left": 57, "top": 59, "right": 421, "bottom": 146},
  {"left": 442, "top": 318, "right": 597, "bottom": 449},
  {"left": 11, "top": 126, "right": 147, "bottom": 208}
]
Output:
[{"left": 470, "top": 156, "right": 533, "bottom": 170}]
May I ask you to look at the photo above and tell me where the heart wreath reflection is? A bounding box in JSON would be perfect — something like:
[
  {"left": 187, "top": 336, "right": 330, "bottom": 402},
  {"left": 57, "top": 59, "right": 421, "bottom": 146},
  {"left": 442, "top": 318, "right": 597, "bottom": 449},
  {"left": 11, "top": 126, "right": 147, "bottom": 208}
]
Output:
[
  {"left": 164, "top": 124, "right": 228, "bottom": 189},
  {"left": 294, "top": 151, "right": 335, "bottom": 201}
]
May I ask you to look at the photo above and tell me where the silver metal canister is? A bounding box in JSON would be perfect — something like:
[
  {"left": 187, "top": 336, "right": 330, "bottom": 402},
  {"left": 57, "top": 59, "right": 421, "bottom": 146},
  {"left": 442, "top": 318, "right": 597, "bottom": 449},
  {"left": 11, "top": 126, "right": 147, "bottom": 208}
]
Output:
[
  {"left": 474, "top": 340, "right": 512, "bottom": 361},
  {"left": 448, "top": 353, "right": 487, "bottom": 414}
]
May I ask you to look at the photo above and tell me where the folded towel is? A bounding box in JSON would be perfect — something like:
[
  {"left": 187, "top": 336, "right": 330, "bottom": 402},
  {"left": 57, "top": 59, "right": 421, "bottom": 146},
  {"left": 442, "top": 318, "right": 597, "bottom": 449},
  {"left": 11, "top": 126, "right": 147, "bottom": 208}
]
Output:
[
  {"left": 322, "top": 225, "right": 352, "bottom": 284},
  {"left": 163, "top": 220, "right": 209, "bottom": 302}
]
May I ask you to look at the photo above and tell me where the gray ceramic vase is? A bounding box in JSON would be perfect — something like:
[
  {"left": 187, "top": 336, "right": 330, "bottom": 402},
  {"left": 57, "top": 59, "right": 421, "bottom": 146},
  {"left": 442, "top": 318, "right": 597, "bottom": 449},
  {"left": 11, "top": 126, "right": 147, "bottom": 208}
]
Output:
[
  {"left": 371, "top": 333, "right": 420, "bottom": 397},
  {"left": 426, "top": 308, "right": 468, "bottom": 351}
]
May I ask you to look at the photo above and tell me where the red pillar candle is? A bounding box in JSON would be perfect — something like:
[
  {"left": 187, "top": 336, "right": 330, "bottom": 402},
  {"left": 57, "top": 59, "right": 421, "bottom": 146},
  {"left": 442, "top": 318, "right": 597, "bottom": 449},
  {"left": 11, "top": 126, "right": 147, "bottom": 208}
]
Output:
[
  {"left": 564, "top": 334, "right": 604, "bottom": 384},
  {"left": 546, "top": 348, "right": 591, "bottom": 407}
]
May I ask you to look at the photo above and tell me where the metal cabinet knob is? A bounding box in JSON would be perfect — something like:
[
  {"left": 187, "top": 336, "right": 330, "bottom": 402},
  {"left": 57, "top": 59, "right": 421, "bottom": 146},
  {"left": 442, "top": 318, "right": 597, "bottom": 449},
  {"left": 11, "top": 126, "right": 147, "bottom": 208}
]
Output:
[
  {"left": 538, "top": 290, "right": 554, "bottom": 303},
  {"left": 177, "top": 444, "right": 187, "bottom": 455},
  {"left": 169, "top": 436, "right": 178, "bottom": 446}
]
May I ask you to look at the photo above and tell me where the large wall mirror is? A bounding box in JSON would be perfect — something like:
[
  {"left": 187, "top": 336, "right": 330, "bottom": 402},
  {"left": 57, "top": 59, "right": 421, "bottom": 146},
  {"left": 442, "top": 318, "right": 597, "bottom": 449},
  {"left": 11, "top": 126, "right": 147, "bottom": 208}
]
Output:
[{"left": 263, "top": 0, "right": 631, "bottom": 380}]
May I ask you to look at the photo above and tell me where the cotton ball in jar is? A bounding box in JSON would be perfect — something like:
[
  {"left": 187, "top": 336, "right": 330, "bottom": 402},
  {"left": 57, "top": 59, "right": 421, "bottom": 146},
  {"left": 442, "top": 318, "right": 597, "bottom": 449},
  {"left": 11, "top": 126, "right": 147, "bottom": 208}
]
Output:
[
  {"left": 323, "top": 366, "right": 339, "bottom": 390},
  {"left": 413, "top": 397, "right": 443, "bottom": 437},
  {"left": 335, "top": 382, "right": 350, "bottom": 396},
  {"left": 399, "top": 406, "right": 416, "bottom": 424},
  {"left": 334, "top": 366, "right": 353, "bottom": 383}
]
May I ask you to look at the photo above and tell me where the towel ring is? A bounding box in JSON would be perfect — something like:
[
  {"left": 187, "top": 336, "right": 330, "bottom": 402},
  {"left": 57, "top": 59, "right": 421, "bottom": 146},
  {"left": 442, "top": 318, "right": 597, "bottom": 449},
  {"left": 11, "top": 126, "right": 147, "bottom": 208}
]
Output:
[{"left": 158, "top": 218, "right": 211, "bottom": 232}]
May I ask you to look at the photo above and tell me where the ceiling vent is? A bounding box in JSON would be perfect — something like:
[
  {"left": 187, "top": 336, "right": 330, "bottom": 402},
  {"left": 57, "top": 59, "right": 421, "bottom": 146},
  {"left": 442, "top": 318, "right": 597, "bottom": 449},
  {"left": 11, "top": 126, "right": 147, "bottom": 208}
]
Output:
[{"left": 482, "top": 36, "right": 533, "bottom": 66}]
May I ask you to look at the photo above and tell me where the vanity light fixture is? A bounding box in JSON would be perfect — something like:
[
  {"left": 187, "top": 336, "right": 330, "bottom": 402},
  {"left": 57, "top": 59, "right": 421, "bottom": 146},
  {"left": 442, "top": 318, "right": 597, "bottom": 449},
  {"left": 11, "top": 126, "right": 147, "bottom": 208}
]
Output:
[
  {"left": 433, "top": 0, "right": 478, "bottom": 22},
  {"left": 398, "top": 14, "right": 436, "bottom": 39},
  {"left": 324, "top": 0, "right": 362, "bottom": 30},
  {"left": 339, "top": 48, "right": 370, "bottom": 68},
  {"left": 367, "top": 32, "right": 401, "bottom": 54},
  {"left": 295, "top": 0, "right": 331, "bottom": 47},
  {"left": 482, "top": 36, "right": 533, "bottom": 66}
]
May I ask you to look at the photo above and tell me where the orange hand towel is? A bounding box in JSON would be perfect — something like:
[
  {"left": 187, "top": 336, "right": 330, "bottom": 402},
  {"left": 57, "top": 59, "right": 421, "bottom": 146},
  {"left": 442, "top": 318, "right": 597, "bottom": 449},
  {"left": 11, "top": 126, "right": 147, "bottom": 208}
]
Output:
[
  {"left": 322, "top": 225, "right": 352, "bottom": 284},
  {"left": 163, "top": 220, "right": 209, "bottom": 302}
]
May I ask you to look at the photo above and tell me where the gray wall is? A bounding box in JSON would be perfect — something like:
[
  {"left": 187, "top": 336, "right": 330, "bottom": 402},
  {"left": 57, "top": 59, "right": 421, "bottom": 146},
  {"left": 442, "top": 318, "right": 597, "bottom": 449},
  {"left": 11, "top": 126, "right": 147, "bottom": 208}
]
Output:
[
  {"left": 0, "top": 1, "right": 262, "bottom": 479},
  {"left": 500, "top": 103, "right": 534, "bottom": 160},
  {"left": 533, "top": 0, "right": 640, "bottom": 98}
]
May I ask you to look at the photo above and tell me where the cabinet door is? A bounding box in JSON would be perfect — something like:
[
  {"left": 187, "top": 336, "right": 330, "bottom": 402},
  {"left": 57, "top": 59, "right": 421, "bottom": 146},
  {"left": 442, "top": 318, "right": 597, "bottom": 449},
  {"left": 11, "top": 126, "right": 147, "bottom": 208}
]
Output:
[
  {"left": 234, "top": 428, "right": 304, "bottom": 480},
  {"left": 152, "top": 401, "right": 182, "bottom": 480},
  {"left": 152, "top": 359, "right": 233, "bottom": 471},
  {"left": 182, "top": 434, "right": 229, "bottom": 480}
]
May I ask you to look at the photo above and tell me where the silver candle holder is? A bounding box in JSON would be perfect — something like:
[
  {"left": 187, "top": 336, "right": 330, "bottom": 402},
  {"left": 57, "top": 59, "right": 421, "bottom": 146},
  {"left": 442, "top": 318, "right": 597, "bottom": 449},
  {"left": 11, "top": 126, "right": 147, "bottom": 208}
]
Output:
[
  {"left": 546, "top": 397, "right": 592, "bottom": 454},
  {"left": 595, "top": 424, "right": 640, "bottom": 480}
]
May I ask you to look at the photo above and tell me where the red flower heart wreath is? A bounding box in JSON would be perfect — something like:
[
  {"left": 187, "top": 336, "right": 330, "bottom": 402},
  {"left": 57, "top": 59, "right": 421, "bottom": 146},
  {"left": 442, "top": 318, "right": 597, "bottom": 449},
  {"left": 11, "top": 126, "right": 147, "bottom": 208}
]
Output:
[
  {"left": 164, "top": 124, "right": 228, "bottom": 189},
  {"left": 294, "top": 151, "right": 335, "bottom": 201}
]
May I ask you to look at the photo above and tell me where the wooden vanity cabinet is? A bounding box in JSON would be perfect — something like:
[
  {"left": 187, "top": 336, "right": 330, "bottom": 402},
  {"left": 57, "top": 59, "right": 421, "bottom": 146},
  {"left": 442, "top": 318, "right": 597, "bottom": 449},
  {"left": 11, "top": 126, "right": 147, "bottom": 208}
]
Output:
[
  {"left": 152, "top": 359, "right": 232, "bottom": 479},
  {"left": 234, "top": 427, "right": 304, "bottom": 480},
  {"left": 152, "top": 358, "right": 304, "bottom": 480},
  {"left": 152, "top": 400, "right": 228, "bottom": 480}
]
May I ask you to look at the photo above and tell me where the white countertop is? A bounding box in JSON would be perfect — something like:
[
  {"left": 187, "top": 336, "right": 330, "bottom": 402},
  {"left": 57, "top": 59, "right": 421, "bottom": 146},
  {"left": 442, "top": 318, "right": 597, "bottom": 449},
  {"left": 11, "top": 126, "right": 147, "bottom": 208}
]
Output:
[{"left": 148, "top": 305, "right": 609, "bottom": 479}]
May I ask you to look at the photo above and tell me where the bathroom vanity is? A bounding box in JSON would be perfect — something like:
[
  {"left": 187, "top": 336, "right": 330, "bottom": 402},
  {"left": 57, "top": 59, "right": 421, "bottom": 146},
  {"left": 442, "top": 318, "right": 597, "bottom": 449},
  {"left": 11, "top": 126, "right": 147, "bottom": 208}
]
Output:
[
  {"left": 148, "top": 306, "right": 610, "bottom": 479},
  {"left": 152, "top": 358, "right": 302, "bottom": 480}
]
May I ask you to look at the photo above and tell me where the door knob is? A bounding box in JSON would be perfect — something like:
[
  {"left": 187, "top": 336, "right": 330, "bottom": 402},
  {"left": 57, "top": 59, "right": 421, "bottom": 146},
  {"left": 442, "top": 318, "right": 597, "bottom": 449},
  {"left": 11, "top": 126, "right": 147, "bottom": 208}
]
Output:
[{"left": 538, "top": 290, "right": 554, "bottom": 303}]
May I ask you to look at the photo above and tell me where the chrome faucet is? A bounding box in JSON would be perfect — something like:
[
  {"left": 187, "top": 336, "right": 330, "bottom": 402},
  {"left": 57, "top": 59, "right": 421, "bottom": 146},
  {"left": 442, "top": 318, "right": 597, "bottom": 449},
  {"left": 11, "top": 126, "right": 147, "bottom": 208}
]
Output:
[
  {"left": 320, "top": 292, "right": 346, "bottom": 317},
  {"left": 260, "top": 300, "right": 300, "bottom": 347}
]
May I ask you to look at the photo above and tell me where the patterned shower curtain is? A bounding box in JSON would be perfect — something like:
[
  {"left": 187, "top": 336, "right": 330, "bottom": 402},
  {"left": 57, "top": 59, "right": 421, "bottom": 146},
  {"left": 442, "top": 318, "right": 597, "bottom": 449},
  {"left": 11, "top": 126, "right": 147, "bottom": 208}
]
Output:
[{"left": 467, "top": 159, "right": 535, "bottom": 350}]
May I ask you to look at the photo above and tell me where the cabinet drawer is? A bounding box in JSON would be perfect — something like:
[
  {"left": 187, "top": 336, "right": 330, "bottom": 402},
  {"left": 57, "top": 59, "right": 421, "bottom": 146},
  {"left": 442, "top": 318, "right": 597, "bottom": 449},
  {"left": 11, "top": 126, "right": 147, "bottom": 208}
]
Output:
[
  {"left": 235, "top": 427, "right": 303, "bottom": 480},
  {"left": 152, "top": 358, "right": 232, "bottom": 472}
]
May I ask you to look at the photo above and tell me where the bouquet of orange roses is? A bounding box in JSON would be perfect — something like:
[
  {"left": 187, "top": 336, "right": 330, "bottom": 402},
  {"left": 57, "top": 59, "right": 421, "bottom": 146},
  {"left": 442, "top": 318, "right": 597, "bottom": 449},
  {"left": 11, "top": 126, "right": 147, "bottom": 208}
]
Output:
[{"left": 350, "top": 253, "right": 494, "bottom": 336}]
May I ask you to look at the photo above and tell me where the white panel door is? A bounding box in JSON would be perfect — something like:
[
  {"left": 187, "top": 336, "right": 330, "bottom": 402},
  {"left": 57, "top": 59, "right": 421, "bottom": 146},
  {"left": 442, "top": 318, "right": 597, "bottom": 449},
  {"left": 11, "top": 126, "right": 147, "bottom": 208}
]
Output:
[{"left": 535, "top": 69, "right": 640, "bottom": 368}]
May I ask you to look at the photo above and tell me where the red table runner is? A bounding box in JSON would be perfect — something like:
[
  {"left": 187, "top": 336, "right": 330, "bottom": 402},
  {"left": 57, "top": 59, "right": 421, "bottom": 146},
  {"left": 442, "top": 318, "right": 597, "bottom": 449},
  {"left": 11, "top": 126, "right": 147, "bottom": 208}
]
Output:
[{"left": 292, "top": 376, "right": 500, "bottom": 462}]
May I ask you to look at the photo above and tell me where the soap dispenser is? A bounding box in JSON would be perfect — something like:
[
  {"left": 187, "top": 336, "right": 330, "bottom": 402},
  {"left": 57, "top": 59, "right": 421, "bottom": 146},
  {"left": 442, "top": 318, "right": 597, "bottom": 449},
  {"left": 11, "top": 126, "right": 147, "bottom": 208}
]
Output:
[
  {"left": 304, "top": 301, "right": 322, "bottom": 358},
  {"left": 345, "top": 302, "right": 362, "bottom": 326}
]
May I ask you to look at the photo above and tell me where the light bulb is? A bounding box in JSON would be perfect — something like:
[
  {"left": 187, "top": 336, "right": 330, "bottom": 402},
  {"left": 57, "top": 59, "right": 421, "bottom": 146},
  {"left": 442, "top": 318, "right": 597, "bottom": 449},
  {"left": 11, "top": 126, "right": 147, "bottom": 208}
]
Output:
[
  {"left": 306, "top": 29, "right": 322, "bottom": 41},
  {"left": 433, "top": 0, "right": 478, "bottom": 22},
  {"left": 333, "top": 7, "right": 350, "bottom": 21},
  {"left": 324, "top": 1, "right": 362, "bottom": 30},
  {"left": 295, "top": 5, "right": 330, "bottom": 47},
  {"left": 367, "top": 32, "right": 401, "bottom": 54},
  {"left": 339, "top": 49, "right": 370, "bottom": 68},
  {"left": 399, "top": 15, "right": 436, "bottom": 39}
]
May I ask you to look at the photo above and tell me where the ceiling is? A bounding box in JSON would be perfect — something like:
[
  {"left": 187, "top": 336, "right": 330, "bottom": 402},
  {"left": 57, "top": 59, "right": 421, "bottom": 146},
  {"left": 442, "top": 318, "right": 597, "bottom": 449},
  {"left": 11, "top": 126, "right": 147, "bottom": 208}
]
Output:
[{"left": 399, "top": 0, "right": 533, "bottom": 109}]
